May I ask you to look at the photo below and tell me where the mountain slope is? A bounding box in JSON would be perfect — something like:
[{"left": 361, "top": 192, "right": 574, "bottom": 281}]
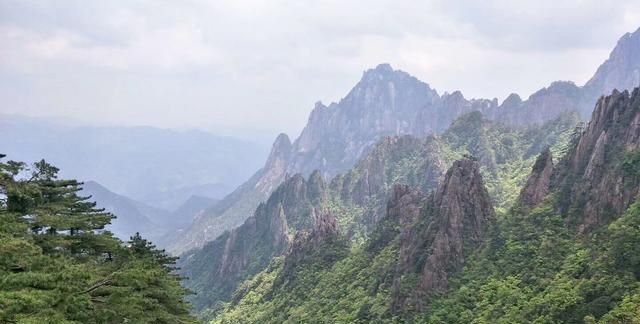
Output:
[
  {"left": 169, "top": 28, "right": 640, "bottom": 255},
  {"left": 213, "top": 87, "right": 640, "bottom": 324},
  {"left": 213, "top": 157, "right": 495, "bottom": 323},
  {"left": 182, "top": 110, "right": 578, "bottom": 318},
  {"left": 81, "top": 181, "right": 167, "bottom": 240},
  {"left": 0, "top": 116, "right": 268, "bottom": 210},
  {"left": 584, "top": 27, "right": 640, "bottom": 103},
  {"left": 179, "top": 172, "right": 328, "bottom": 313}
]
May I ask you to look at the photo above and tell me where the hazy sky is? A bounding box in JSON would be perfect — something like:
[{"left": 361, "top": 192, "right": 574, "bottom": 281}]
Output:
[{"left": 1, "top": 0, "right": 640, "bottom": 140}]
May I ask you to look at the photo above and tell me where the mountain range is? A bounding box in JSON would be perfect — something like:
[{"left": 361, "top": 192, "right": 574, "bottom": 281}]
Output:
[
  {"left": 0, "top": 117, "right": 269, "bottom": 210},
  {"left": 168, "top": 27, "right": 640, "bottom": 255},
  {"left": 80, "top": 180, "right": 217, "bottom": 243},
  {"left": 211, "top": 83, "right": 640, "bottom": 322}
]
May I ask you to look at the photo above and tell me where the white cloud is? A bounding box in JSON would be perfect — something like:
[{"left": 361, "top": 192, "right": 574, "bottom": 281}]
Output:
[{"left": 0, "top": 0, "right": 639, "bottom": 139}]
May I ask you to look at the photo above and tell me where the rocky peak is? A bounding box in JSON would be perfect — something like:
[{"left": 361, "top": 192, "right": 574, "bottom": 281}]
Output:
[
  {"left": 393, "top": 158, "right": 495, "bottom": 311},
  {"left": 287, "top": 208, "right": 340, "bottom": 257},
  {"left": 584, "top": 27, "right": 640, "bottom": 98},
  {"left": 254, "top": 133, "right": 293, "bottom": 194},
  {"left": 518, "top": 148, "right": 554, "bottom": 208},
  {"left": 277, "top": 208, "right": 346, "bottom": 287},
  {"left": 307, "top": 170, "right": 327, "bottom": 204},
  {"left": 554, "top": 88, "right": 640, "bottom": 231},
  {"left": 502, "top": 93, "right": 523, "bottom": 107},
  {"left": 341, "top": 63, "right": 438, "bottom": 118},
  {"left": 179, "top": 170, "right": 332, "bottom": 311},
  {"left": 377, "top": 184, "right": 426, "bottom": 256},
  {"left": 266, "top": 172, "right": 329, "bottom": 231},
  {"left": 310, "top": 208, "right": 340, "bottom": 244},
  {"left": 264, "top": 133, "right": 292, "bottom": 169},
  {"left": 360, "top": 63, "right": 398, "bottom": 81}
]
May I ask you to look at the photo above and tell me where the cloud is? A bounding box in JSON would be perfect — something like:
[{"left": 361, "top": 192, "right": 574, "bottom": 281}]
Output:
[{"left": 1, "top": 0, "right": 639, "bottom": 138}]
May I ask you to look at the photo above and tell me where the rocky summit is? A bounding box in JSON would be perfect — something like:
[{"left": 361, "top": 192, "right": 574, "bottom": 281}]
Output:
[{"left": 169, "top": 27, "right": 640, "bottom": 256}]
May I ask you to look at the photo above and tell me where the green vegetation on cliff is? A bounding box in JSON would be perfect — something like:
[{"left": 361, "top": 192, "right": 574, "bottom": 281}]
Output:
[{"left": 211, "top": 90, "right": 640, "bottom": 323}]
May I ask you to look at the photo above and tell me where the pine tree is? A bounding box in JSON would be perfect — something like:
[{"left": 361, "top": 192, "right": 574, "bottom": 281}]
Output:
[{"left": 0, "top": 155, "right": 197, "bottom": 323}]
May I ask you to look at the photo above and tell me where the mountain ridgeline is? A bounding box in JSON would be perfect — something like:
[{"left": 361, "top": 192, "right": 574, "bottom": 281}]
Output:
[
  {"left": 3, "top": 23, "right": 640, "bottom": 323},
  {"left": 169, "top": 27, "right": 640, "bottom": 255},
  {"left": 181, "top": 107, "right": 580, "bottom": 317},
  {"left": 211, "top": 87, "right": 640, "bottom": 323}
]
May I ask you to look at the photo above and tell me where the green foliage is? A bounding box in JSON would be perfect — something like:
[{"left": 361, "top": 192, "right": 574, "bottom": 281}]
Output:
[
  {"left": 424, "top": 199, "right": 640, "bottom": 323},
  {"left": 213, "top": 245, "right": 399, "bottom": 324},
  {"left": 622, "top": 149, "right": 640, "bottom": 178},
  {"left": 204, "top": 113, "right": 582, "bottom": 322},
  {"left": 212, "top": 151, "right": 640, "bottom": 323},
  {"left": 0, "top": 156, "right": 196, "bottom": 323}
]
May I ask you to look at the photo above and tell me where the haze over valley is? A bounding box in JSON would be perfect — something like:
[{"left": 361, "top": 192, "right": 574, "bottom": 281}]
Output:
[{"left": 2, "top": 1, "right": 640, "bottom": 323}]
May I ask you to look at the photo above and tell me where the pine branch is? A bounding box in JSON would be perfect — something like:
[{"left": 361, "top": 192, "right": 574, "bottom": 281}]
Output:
[{"left": 79, "top": 278, "right": 113, "bottom": 294}]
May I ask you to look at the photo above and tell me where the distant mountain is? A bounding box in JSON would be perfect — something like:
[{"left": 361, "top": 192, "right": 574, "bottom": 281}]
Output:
[
  {"left": 142, "top": 183, "right": 226, "bottom": 212},
  {"left": 212, "top": 88, "right": 640, "bottom": 324},
  {"left": 80, "top": 181, "right": 168, "bottom": 241},
  {"left": 169, "top": 195, "right": 218, "bottom": 228},
  {"left": 168, "top": 28, "right": 640, "bottom": 255},
  {"left": 584, "top": 27, "right": 640, "bottom": 102},
  {"left": 0, "top": 117, "right": 269, "bottom": 209},
  {"left": 81, "top": 180, "right": 219, "bottom": 244},
  {"left": 181, "top": 111, "right": 578, "bottom": 316}
]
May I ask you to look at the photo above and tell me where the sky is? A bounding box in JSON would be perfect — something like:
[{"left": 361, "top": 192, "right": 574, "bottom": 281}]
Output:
[{"left": 1, "top": 0, "right": 640, "bottom": 141}]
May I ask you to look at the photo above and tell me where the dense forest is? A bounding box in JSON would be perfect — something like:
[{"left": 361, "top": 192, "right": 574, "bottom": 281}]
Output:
[
  {"left": 3, "top": 5, "right": 640, "bottom": 322},
  {"left": 208, "top": 89, "right": 640, "bottom": 323},
  {"left": 0, "top": 157, "right": 197, "bottom": 323}
]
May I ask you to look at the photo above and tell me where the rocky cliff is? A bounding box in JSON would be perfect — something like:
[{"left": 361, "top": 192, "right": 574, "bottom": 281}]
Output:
[
  {"left": 584, "top": 27, "right": 640, "bottom": 104},
  {"left": 170, "top": 28, "right": 640, "bottom": 256},
  {"left": 553, "top": 88, "right": 640, "bottom": 232},
  {"left": 276, "top": 209, "right": 346, "bottom": 288},
  {"left": 518, "top": 148, "right": 554, "bottom": 208},
  {"left": 179, "top": 172, "right": 328, "bottom": 312},
  {"left": 393, "top": 158, "right": 495, "bottom": 311}
]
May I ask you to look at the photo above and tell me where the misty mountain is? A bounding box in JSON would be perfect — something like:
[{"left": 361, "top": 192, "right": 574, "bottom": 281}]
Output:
[
  {"left": 215, "top": 87, "right": 640, "bottom": 322},
  {"left": 81, "top": 180, "right": 218, "bottom": 243},
  {"left": 0, "top": 116, "right": 270, "bottom": 210},
  {"left": 80, "top": 180, "right": 167, "bottom": 240},
  {"left": 167, "top": 27, "right": 640, "bottom": 255}
]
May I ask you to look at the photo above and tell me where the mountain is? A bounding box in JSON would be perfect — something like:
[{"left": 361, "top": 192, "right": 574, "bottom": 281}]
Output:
[
  {"left": 213, "top": 157, "right": 496, "bottom": 323},
  {"left": 553, "top": 88, "right": 640, "bottom": 232},
  {"left": 584, "top": 27, "right": 640, "bottom": 102},
  {"left": 0, "top": 116, "right": 269, "bottom": 210},
  {"left": 169, "top": 195, "right": 218, "bottom": 228},
  {"left": 213, "top": 86, "right": 640, "bottom": 323},
  {"left": 179, "top": 172, "right": 328, "bottom": 313},
  {"left": 181, "top": 109, "right": 578, "bottom": 318},
  {"left": 168, "top": 28, "right": 640, "bottom": 255},
  {"left": 142, "top": 184, "right": 225, "bottom": 212},
  {"left": 80, "top": 181, "right": 169, "bottom": 241}
]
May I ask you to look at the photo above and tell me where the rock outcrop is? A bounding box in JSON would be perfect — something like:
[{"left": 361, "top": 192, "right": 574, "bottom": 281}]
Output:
[
  {"left": 393, "top": 158, "right": 495, "bottom": 311},
  {"left": 553, "top": 88, "right": 640, "bottom": 232},
  {"left": 518, "top": 148, "right": 554, "bottom": 208},
  {"left": 367, "top": 184, "right": 426, "bottom": 253},
  {"left": 276, "top": 209, "right": 347, "bottom": 288},
  {"left": 170, "top": 27, "right": 640, "bottom": 256},
  {"left": 179, "top": 172, "right": 328, "bottom": 312},
  {"left": 584, "top": 27, "right": 640, "bottom": 104}
]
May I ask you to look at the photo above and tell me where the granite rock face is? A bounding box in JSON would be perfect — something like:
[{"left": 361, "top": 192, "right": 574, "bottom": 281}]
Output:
[
  {"left": 393, "top": 158, "right": 495, "bottom": 311},
  {"left": 277, "top": 208, "right": 347, "bottom": 288},
  {"left": 584, "top": 27, "right": 640, "bottom": 104},
  {"left": 169, "top": 28, "right": 640, "bottom": 255},
  {"left": 179, "top": 172, "right": 328, "bottom": 312},
  {"left": 553, "top": 88, "right": 640, "bottom": 232},
  {"left": 519, "top": 148, "right": 554, "bottom": 208}
]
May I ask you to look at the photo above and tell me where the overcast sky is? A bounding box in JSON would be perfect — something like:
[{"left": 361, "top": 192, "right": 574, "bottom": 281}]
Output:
[{"left": 1, "top": 0, "right": 640, "bottom": 140}]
